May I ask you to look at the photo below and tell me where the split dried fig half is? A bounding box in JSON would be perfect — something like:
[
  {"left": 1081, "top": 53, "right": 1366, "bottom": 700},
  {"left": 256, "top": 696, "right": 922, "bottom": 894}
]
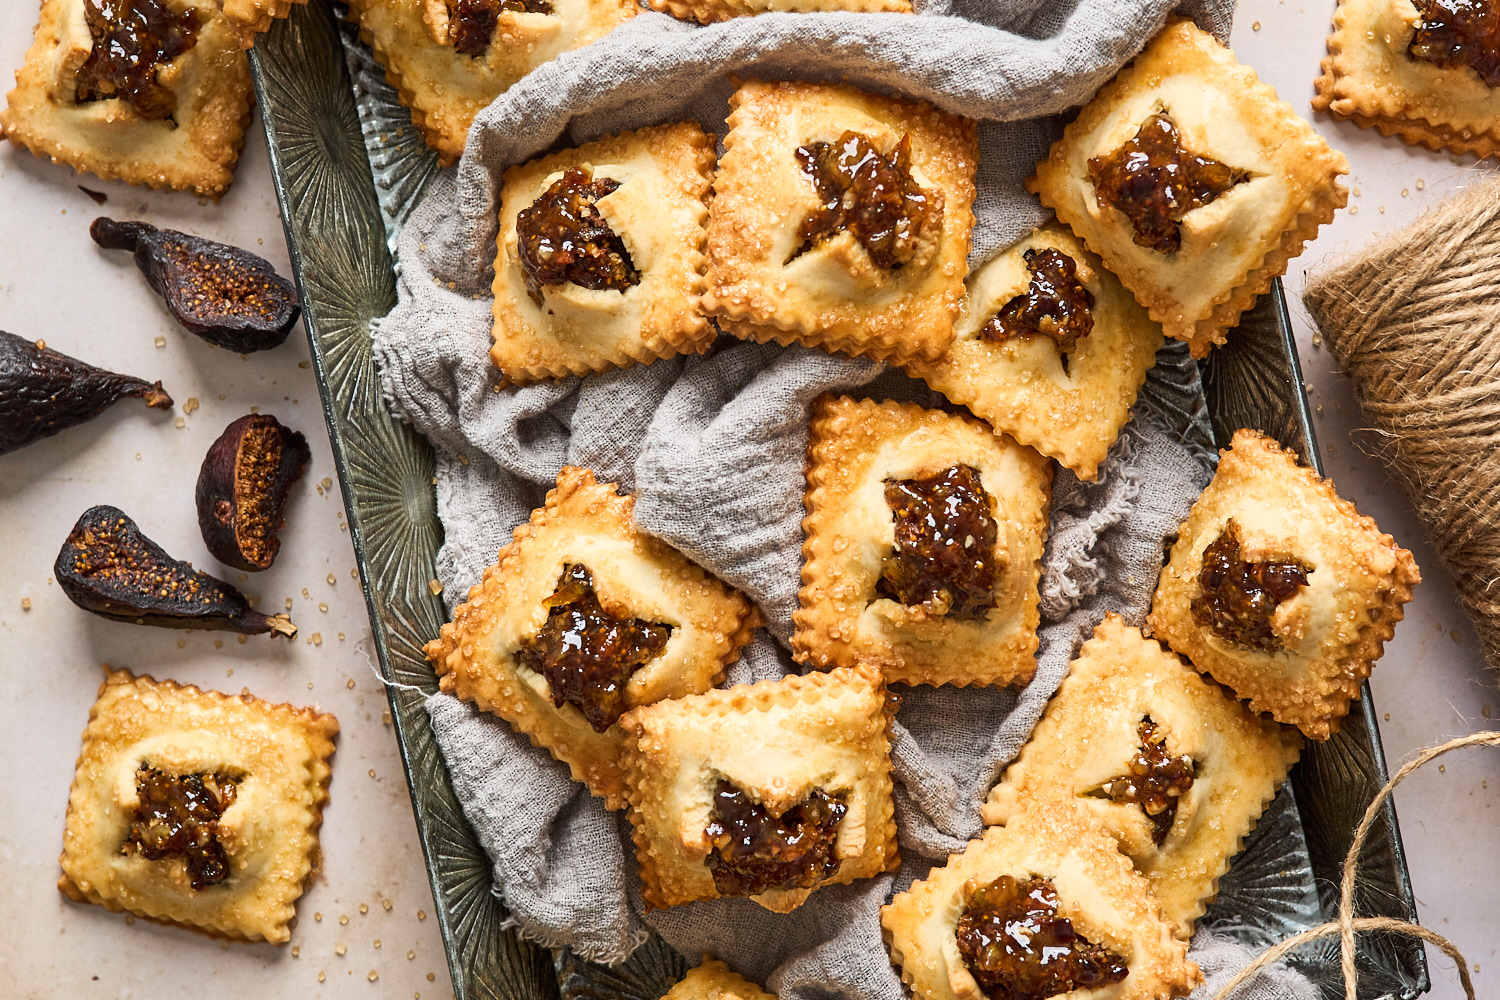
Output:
[
  {"left": 90, "top": 217, "right": 300, "bottom": 353},
  {"left": 196, "top": 414, "right": 311, "bottom": 572},
  {"left": 0, "top": 330, "right": 171, "bottom": 456},
  {"left": 55, "top": 505, "right": 296, "bottom": 637}
]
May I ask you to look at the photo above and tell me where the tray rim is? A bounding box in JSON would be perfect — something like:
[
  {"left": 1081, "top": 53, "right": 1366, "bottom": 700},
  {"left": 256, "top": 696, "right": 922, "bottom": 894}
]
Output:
[{"left": 245, "top": 5, "right": 1429, "bottom": 996}]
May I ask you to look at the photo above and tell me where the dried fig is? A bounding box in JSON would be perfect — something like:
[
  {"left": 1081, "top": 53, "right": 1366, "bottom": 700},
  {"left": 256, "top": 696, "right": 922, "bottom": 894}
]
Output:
[
  {"left": 90, "top": 217, "right": 300, "bottom": 353},
  {"left": 0, "top": 330, "right": 172, "bottom": 456},
  {"left": 196, "top": 414, "right": 311, "bottom": 572},
  {"left": 56, "top": 505, "right": 297, "bottom": 638}
]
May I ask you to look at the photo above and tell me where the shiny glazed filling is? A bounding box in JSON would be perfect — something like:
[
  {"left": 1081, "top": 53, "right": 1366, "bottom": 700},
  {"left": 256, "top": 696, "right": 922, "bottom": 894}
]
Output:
[
  {"left": 124, "top": 764, "right": 239, "bottom": 890},
  {"left": 1191, "top": 518, "right": 1310, "bottom": 651},
  {"left": 791, "top": 131, "right": 942, "bottom": 270},
  {"left": 446, "top": 0, "right": 554, "bottom": 54},
  {"left": 979, "top": 247, "right": 1096, "bottom": 355},
  {"left": 74, "top": 0, "right": 201, "bottom": 121},
  {"left": 703, "top": 780, "right": 846, "bottom": 897},
  {"left": 517, "top": 564, "right": 671, "bottom": 733},
  {"left": 1095, "top": 716, "right": 1196, "bottom": 847},
  {"left": 1087, "top": 112, "right": 1247, "bottom": 254},
  {"left": 515, "top": 167, "right": 639, "bottom": 306},
  {"left": 955, "top": 874, "right": 1131, "bottom": 1000},
  {"left": 877, "top": 464, "right": 998, "bottom": 619},
  {"left": 1408, "top": 0, "right": 1500, "bottom": 86}
]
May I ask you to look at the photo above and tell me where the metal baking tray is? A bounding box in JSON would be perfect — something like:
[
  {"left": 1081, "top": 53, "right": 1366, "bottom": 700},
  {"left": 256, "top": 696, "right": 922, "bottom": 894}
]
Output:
[{"left": 246, "top": 3, "right": 1428, "bottom": 997}]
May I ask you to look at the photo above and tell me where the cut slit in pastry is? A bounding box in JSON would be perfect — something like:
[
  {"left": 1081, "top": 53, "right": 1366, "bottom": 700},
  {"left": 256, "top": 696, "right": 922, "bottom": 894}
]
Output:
[
  {"left": 981, "top": 614, "right": 1302, "bottom": 939},
  {"left": 1029, "top": 17, "right": 1348, "bottom": 357},
  {"left": 58, "top": 668, "right": 337, "bottom": 943},
  {"left": 1148, "top": 429, "right": 1420, "bottom": 740},
  {"left": 0, "top": 0, "right": 253, "bottom": 198},
  {"left": 424, "top": 466, "right": 759, "bottom": 809}
]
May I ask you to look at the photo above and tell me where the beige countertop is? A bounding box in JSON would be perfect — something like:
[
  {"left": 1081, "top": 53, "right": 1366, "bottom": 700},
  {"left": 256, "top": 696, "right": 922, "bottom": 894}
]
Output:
[{"left": 1, "top": 1, "right": 1496, "bottom": 997}]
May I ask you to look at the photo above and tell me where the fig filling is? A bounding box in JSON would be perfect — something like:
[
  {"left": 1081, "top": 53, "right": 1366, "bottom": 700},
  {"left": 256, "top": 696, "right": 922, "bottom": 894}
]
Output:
[
  {"left": 1408, "top": 0, "right": 1500, "bottom": 86},
  {"left": 517, "top": 564, "right": 672, "bottom": 733},
  {"left": 956, "top": 874, "right": 1130, "bottom": 1000},
  {"left": 876, "top": 464, "right": 999, "bottom": 619},
  {"left": 516, "top": 168, "right": 639, "bottom": 306},
  {"left": 1191, "top": 518, "right": 1311, "bottom": 651},
  {"left": 979, "top": 247, "right": 1096, "bottom": 356},
  {"left": 790, "top": 131, "right": 943, "bottom": 270},
  {"left": 703, "top": 779, "right": 847, "bottom": 897},
  {"left": 447, "top": 0, "right": 553, "bottom": 55},
  {"left": 1094, "top": 716, "right": 1196, "bottom": 847},
  {"left": 124, "top": 765, "right": 239, "bottom": 890},
  {"left": 1087, "top": 112, "right": 1248, "bottom": 254},
  {"left": 74, "top": 0, "right": 202, "bottom": 122}
]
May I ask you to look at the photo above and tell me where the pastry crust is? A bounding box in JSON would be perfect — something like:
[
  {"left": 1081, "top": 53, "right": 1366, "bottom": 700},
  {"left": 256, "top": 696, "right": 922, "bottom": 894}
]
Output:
[
  {"left": 344, "top": 0, "right": 636, "bottom": 166},
  {"left": 704, "top": 79, "right": 978, "bottom": 366},
  {"left": 215, "top": 0, "right": 304, "bottom": 46},
  {"left": 662, "top": 957, "right": 776, "bottom": 1000},
  {"left": 792, "top": 396, "right": 1052, "bottom": 688},
  {"left": 57, "top": 669, "right": 338, "bottom": 944},
  {"left": 1148, "top": 429, "right": 1420, "bottom": 740},
  {"left": 1312, "top": 0, "right": 1500, "bottom": 159},
  {"left": 1030, "top": 18, "right": 1348, "bottom": 357},
  {"left": 619, "top": 663, "right": 899, "bottom": 912},
  {"left": 0, "top": 0, "right": 253, "bottom": 198},
  {"left": 648, "top": 0, "right": 908, "bottom": 26},
  {"left": 881, "top": 798, "right": 1200, "bottom": 1000},
  {"left": 904, "top": 224, "right": 1164, "bottom": 481},
  {"left": 425, "top": 466, "right": 759, "bottom": 810},
  {"left": 981, "top": 614, "right": 1302, "bottom": 939},
  {"left": 491, "top": 122, "right": 718, "bottom": 383}
]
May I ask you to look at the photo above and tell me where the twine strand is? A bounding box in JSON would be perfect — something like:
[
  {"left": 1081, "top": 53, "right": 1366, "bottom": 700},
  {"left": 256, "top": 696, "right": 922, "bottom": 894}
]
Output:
[{"left": 1211, "top": 732, "right": 1500, "bottom": 1000}]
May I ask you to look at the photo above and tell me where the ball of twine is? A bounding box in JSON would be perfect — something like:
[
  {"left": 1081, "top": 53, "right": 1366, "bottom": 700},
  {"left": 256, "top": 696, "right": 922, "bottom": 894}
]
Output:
[{"left": 1303, "top": 177, "right": 1500, "bottom": 672}]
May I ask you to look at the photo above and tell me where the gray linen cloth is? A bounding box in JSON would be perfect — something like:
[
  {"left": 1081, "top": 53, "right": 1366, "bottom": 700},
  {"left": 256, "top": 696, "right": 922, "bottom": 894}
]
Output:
[{"left": 370, "top": 0, "right": 1320, "bottom": 996}]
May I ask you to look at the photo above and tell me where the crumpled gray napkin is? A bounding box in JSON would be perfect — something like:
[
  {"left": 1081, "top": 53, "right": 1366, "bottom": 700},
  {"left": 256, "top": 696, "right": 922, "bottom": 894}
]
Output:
[{"left": 368, "top": 0, "right": 1320, "bottom": 996}]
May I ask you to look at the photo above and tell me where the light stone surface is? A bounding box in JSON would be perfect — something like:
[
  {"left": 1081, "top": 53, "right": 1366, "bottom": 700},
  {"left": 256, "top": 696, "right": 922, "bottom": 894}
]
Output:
[{"left": 0, "top": 1, "right": 1495, "bottom": 998}]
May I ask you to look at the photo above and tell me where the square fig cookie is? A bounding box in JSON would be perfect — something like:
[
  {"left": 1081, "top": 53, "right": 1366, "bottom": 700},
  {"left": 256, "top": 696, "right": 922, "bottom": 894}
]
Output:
[
  {"left": 649, "top": 0, "right": 907, "bottom": 24},
  {"left": 661, "top": 957, "right": 775, "bottom": 1000},
  {"left": 1148, "top": 429, "right": 1420, "bottom": 740},
  {"left": 904, "top": 223, "right": 1164, "bottom": 481},
  {"left": 792, "top": 395, "right": 1052, "bottom": 687},
  {"left": 1030, "top": 18, "right": 1347, "bottom": 357},
  {"left": 425, "top": 466, "right": 759, "bottom": 809},
  {"left": 346, "top": 0, "right": 636, "bottom": 165},
  {"left": 1, "top": 0, "right": 253, "bottom": 198},
  {"left": 881, "top": 798, "right": 1201, "bottom": 1000},
  {"left": 491, "top": 122, "right": 717, "bottom": 383},
  {"left": 704, "top": 79, "right": 978, "bottom": 366},
  {"left": 1313, "top": 0, "right": 1500, "bottom": 159},
  {"left": 58, "top": 669, "right": 338, "bottom": 943},
  {"left": 619, "top": 664, "right": 898, "bottom": 913},
  {"left": 982, "top": 614, "right": 1302, "bottom": 939}
]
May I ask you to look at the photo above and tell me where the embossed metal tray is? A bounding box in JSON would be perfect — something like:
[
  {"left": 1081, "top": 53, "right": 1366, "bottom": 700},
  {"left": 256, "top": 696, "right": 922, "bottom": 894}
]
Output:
[{"left": 246, "top": 4, "right": 1428, "bottom": 997}]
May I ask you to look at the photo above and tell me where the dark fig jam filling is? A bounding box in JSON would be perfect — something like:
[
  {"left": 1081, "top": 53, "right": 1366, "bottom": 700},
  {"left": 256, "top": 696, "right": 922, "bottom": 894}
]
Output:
[
  {"left": 979, "top": 247, "right": 1096, "bottom": 356},
  {"left": 1087, "top": 112, "right": 1248, "bottom": 254},
  {"left": 74, "top": 0, "right": 201, "bottom": 121},
  {"left": 446, "top": 0, "right": 554, "bottom": 55},
  {"left": 703, "top": 779, "right": 847, "bottom": 897},
  {"left": 515, "top": 167, "right": 639, "bottom": 306},
  {"left": 956, "top": 874, "right": 1130, "bottom": 1000},
  {"left": 1190, "top": 518, "right": 1311, "bottom": 651},
  {"left": 1093, "top": 716, "right": 1196, "bottom": 847},
  {"left": 517, "top": 563, "right": 672, "bottom": 733},
  {"left": 123, "top": 764, "right": 239, "bottom": 890},
  {"left": 877, "top": 464, "right": 999, "bottom": 619},
  {"left": 790, "top": 131, "right": 943, "bottom": 270},
  {"left": 1408, "top": 0, "right": 1500, "bottom": 86}
]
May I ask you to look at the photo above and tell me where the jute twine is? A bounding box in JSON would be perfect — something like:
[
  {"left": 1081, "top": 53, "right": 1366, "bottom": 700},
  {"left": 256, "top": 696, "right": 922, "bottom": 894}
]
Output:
[
  {"left": 1212, "top": 732, "right": 1499, "bottom": 1000},
  {"left": 1303, "top": 177, "right": 1500, "bottom": 671}
]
